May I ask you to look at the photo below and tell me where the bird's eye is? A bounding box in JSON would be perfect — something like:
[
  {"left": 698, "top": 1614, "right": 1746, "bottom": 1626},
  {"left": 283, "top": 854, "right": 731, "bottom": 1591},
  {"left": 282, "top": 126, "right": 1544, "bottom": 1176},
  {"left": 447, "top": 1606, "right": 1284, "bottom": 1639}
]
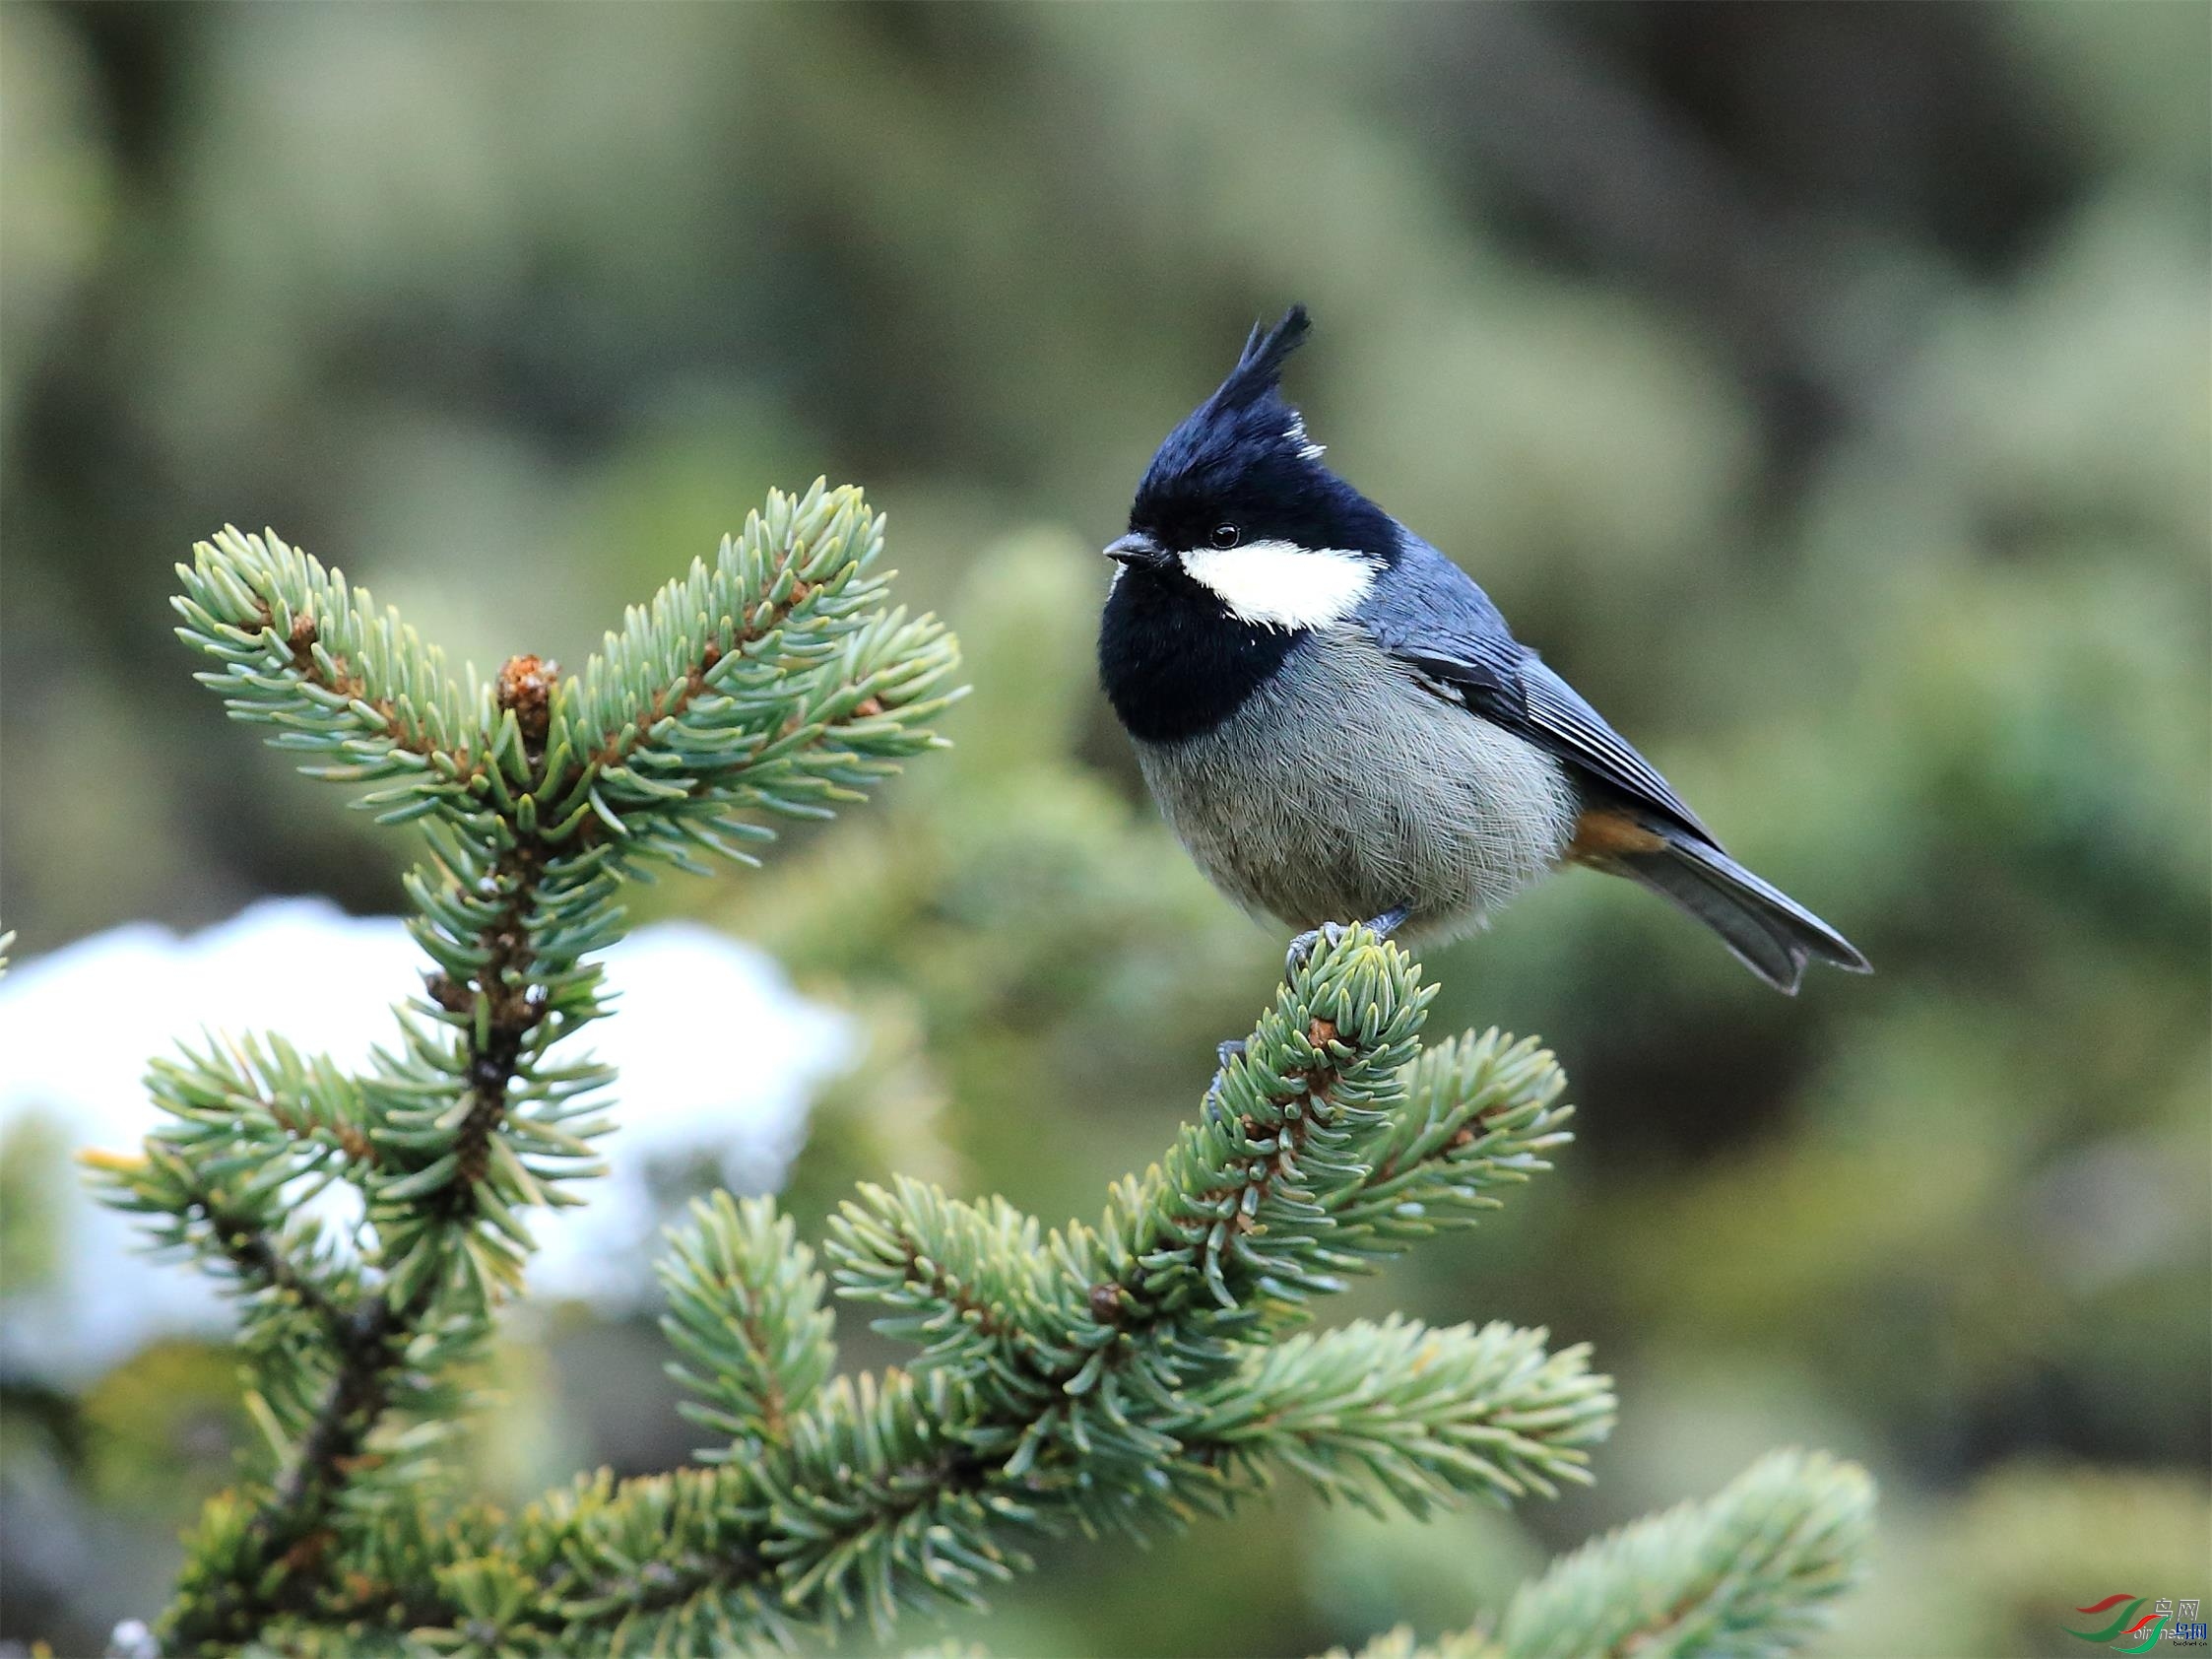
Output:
[{"left": 1208, "top": 524, "right": 1241, "bottom": 550}]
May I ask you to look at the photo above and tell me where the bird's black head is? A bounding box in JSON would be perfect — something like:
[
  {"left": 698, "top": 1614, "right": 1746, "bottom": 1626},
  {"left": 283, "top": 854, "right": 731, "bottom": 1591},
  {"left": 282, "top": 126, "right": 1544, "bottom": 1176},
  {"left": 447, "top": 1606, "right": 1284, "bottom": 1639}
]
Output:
[
  {"left": 1099, "top": 306, "right": 1400, "bottom": 745},
  {"left": 1119, "top": 304, "right": 1393, "bottom": 564}
]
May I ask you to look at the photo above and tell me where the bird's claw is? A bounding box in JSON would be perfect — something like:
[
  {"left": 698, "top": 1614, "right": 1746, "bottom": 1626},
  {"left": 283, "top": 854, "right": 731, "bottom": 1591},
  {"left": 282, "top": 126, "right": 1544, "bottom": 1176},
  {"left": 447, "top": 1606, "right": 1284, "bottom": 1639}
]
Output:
[{"left": 1283, "top": 922, "right": 1347, "bottom": 980}]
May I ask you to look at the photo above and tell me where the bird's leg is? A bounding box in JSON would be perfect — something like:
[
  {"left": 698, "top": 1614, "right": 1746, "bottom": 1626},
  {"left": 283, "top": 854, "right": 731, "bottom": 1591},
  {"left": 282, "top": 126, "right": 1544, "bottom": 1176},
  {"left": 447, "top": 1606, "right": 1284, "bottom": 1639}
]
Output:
[
  {"left": 1283, "top": 904, "right": 1413, "bottom": 979},
  {"left": 1282, "top": 925, "right": 1337, "bottom": 979},
  {"left": 1367, "top": 903, "right": 1413, "bottom": 939}
]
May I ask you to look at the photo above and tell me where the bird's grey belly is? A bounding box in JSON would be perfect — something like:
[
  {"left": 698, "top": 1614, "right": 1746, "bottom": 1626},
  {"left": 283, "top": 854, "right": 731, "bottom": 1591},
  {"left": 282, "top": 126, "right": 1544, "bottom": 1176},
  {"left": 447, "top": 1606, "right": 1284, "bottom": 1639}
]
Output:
[{"left": 1134, "top": 631, "right": 1578, "bottom": 941}]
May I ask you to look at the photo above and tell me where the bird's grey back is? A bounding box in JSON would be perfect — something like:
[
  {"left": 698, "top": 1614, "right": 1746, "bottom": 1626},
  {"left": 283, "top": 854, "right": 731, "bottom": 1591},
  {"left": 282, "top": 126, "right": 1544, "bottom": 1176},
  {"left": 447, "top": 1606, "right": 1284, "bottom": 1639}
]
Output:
[{"left": 1132, "top": 627, "right": 1578, "bottom": 942}]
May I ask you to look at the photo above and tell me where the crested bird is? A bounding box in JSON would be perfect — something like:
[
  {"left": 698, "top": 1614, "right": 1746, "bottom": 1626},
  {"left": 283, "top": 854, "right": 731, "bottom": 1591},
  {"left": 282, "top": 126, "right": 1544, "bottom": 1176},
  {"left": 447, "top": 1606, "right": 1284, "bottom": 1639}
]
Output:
[{"left": 1096, "top": 305, "right": 1868, "bottom": 993}]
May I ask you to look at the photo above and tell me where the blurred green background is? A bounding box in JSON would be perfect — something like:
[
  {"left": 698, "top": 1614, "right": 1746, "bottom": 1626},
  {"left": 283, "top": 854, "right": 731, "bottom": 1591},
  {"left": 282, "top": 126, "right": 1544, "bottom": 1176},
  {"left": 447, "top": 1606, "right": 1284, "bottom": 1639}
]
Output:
[{"left": 2, "top": 4, "right": 2207, "bottom": 1655}]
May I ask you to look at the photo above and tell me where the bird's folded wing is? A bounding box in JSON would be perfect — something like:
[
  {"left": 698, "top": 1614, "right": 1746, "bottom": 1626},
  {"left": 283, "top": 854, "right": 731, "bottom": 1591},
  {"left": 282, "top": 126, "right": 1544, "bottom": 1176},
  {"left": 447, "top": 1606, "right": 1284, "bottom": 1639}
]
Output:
[{"left": 1358, "top": 533, "right": 1719, "bottom": 847}]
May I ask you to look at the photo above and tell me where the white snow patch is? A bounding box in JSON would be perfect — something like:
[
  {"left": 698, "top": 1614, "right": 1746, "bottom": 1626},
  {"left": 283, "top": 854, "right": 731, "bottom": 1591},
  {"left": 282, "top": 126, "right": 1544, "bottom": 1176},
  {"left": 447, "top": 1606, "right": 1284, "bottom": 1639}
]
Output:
[{"left": 0, "top": 898, "right": 850, "bottom": 1382}]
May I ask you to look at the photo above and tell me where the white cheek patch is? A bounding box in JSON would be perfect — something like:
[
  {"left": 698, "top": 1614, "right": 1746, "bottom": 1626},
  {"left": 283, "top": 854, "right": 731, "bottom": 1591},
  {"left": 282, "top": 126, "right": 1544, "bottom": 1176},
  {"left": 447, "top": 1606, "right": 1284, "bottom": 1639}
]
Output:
[{"left": 1179, "top": 541, "right": 1379, "bottom": 630}]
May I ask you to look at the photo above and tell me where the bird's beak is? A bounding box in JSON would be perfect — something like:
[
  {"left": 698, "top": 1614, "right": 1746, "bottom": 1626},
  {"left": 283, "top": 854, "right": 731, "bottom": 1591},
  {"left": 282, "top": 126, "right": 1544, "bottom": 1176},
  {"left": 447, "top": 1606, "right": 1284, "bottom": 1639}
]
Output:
[{"left": 1104, "top": 532, "right": 1164, "bottom": 566}]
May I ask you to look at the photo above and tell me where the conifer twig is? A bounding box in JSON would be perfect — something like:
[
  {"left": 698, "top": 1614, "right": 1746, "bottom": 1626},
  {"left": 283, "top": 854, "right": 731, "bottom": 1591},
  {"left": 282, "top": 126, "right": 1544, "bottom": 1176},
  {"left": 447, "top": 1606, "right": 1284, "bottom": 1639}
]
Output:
[
  {"left": 96, "top": 487, "right": 959, "bottom": 1654},
  {"left": 1492, "top": 1449, "right": 1875, "bottom": 1659},
  {"left": 1329, "top": 1450, "right": 1876, "bottom": 1659},
  {"left": 475, "top": 928, "right": 1612, "bottom": 1652}
]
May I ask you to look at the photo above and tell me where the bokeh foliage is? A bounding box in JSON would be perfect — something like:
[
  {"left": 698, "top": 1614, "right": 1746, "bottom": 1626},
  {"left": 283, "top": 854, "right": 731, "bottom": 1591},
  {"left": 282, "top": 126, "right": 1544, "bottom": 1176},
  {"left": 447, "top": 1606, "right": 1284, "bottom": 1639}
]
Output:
[{"left": 2, "top": 3, "right": 2205, "bottom": 1656}]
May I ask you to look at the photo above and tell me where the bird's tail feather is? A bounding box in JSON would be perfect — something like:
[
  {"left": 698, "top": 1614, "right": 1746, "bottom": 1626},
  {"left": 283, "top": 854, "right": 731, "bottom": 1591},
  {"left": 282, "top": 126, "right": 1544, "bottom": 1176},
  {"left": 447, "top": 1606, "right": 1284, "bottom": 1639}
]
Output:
[{"left": 1615, "top": 830, "right": 1869, "bottom": 994}]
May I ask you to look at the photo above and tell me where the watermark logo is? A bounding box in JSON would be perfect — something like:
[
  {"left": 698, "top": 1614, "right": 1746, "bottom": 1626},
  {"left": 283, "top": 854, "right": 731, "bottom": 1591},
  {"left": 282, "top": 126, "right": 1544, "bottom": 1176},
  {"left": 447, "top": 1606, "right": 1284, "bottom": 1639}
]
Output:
[{"left": 2067, "top": 1596, "right": 2206, "bottom": 1650}]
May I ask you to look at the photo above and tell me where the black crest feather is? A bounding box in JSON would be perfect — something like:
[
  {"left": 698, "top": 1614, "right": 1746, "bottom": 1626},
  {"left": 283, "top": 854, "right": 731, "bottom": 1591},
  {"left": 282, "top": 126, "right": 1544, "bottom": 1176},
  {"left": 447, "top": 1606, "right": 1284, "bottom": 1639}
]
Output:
[
  {"left": 1133, "top": 304, "right": 1334, "bottom": 525},
  {"left": 1218, "top": 304, "right": 1313, "bottom": 410}
]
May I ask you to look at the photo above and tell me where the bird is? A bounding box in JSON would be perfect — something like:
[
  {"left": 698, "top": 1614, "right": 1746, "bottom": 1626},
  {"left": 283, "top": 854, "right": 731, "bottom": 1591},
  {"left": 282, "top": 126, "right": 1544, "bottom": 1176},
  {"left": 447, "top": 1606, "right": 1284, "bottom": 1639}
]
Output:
[{"left": 1096, "top": 304, "right": 1868, "bottom": 993}]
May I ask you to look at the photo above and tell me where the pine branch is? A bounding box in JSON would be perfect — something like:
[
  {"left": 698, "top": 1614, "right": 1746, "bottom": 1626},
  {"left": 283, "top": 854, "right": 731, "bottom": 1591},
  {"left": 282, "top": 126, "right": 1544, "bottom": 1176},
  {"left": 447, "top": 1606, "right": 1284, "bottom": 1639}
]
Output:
[
  {"left": 826, "top": 928, "right": 1442, "bottom": 1437},
  {"left": 461, "top": 930, "right": 1611, "bottom": 1652},
  {"left": 661, "top": 1192, "right": 839, "bottom": 1456},
  {"left": 826, "top": 1178, "right": 1053, "bottom": 1407},
  {"left": 99, "top": 488, "right": 959, "bottom": 1654},
  {"left": 163, "top": 830, "right": 579, "bottom": 1649},
  {"left": 151, "top": 1029, "right": 382, "bottom": 1172},
  {"left": 521, "top": 1315, "right": 1607, "bottom": 1650},
  {"left": 1319, "top": 1454, "right": 1873, "bottom": 1659},
  {"left": 821, "top": 963, "right": 1581, "bottom": 1521},
  {"left": 548, "top": 483, "right": 959, "bottom": 868},
  {"left": 1327, "top": 1030, "right": 1574, "bottom": 1257},
  {"left": 83, "top": 1140, "right": 355, "bottom": 1348},
  {"left": 172, "top": 527, "right": 490, "bottom": 830},
  {"left": 1490, "top": 1450, "right": 1875, "bottom": 1659},
  {"left": 1101, "top": 930, "right": 1432, "bottom": 1323},
  {"left": 1182, "top": 1316, "right": 1611, "bottom": 1516},
  {"left": 84, "top": 1034, "right": 369, "bottom": 1396},
  {"left": 251, "top": 937, "right": 1590, "bottom": 1652}
]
